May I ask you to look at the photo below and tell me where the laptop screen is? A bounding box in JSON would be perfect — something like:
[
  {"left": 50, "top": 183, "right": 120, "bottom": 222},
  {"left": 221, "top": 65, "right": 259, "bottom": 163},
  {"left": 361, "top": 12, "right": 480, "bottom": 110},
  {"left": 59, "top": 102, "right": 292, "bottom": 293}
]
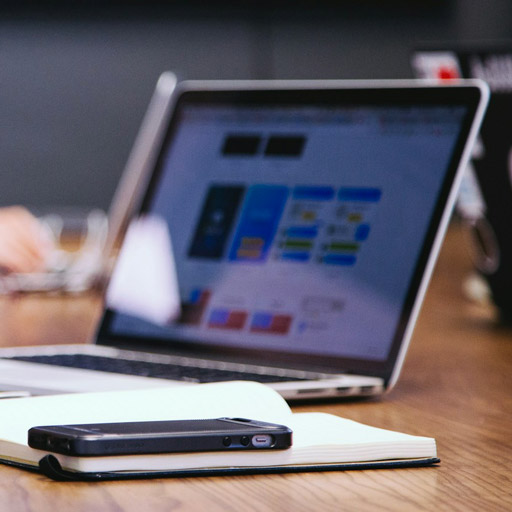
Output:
[{"left": 99, "top": 84, "right": 480, "bottom": 378}]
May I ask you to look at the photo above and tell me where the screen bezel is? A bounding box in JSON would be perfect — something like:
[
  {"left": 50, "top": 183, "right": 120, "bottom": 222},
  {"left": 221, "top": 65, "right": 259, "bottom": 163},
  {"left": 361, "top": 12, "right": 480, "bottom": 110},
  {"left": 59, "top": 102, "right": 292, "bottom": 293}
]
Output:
[{"left": 96, "top": 81, "right": 483, "bottom": 382}]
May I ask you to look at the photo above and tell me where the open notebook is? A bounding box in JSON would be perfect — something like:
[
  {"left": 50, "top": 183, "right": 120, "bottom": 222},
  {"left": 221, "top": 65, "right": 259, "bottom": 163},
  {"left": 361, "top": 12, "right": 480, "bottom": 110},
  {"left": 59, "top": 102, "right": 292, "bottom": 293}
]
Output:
[{"left": 0, "top": 382, "right": 437, "bottom": 480}]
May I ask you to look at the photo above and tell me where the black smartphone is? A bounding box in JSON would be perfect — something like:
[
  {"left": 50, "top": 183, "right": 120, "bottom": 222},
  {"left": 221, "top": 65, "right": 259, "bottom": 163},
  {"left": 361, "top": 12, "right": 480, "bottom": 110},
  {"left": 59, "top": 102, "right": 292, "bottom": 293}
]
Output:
[{"left": 27, "top": 417, "right": 293, "bottom": 456}]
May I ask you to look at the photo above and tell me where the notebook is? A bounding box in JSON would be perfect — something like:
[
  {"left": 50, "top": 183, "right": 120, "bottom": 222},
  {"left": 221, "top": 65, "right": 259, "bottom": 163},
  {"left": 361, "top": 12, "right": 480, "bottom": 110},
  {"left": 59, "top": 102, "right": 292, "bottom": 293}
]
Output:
[
  {"left": 0, "top": 78, "right": 488, "bottom": 401},
  {"left": 412, "top": 43, "right": 512, "bottom": 317},
  {"left": 0, "top": 381, "right": 438, "bottom": 480}
]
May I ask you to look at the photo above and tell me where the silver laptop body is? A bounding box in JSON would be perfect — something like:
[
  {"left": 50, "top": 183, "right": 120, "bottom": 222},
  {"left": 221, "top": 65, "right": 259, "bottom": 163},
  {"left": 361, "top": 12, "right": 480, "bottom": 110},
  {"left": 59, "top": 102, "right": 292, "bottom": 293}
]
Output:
[{"left": 0, "top": 78, "right": 488, "bottom": 401}]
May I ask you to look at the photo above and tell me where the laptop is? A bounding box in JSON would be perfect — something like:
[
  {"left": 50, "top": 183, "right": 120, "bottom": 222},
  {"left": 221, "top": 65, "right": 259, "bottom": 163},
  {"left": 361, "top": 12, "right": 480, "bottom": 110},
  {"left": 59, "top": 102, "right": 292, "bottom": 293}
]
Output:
[
  {"left": 412, "top": 44, "right": 512, "bottom": 318},
  {"left": 0, "top": 78, "right": 488, "bottom": 401},
  {"left": 0, "top": 72, "right": 178, "bottom": 294}
]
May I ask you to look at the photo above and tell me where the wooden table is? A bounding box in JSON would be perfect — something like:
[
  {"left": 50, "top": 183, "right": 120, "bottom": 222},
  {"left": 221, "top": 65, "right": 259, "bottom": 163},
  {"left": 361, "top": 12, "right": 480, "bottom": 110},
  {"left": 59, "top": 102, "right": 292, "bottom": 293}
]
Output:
[{"left": 0, "top": 223, "right": 511, "bottom": 511}]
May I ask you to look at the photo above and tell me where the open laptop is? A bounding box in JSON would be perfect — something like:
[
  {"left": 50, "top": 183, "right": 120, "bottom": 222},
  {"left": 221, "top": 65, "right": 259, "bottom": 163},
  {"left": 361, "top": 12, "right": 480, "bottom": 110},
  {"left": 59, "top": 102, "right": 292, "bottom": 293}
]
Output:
[
  {"left": 0, "top": 72, "right": 178, "bottom": 294},
  {"left": 0, "top": 78, "right": 488, "bottom": 401}
]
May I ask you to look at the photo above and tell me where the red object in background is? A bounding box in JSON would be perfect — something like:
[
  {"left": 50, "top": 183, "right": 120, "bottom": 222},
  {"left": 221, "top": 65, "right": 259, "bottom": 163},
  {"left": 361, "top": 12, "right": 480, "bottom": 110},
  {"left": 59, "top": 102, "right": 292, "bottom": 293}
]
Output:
[{"left": 437, "top": 67, "right": 460, "bottom": 80}]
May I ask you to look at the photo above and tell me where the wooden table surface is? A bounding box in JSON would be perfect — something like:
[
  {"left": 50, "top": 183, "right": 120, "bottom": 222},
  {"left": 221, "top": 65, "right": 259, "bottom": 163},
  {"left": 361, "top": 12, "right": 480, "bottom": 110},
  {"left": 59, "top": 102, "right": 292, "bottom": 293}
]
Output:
[{"left": 0, "top": 223, "right": 511, "bottom": 512}]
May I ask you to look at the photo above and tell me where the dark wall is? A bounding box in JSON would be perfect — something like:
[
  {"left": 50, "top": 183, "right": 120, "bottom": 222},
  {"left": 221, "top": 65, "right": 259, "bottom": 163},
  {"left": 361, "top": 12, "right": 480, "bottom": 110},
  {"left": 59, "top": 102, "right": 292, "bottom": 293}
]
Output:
[{"left": 1, "top": 0, "right": 511, "bottom": 212}]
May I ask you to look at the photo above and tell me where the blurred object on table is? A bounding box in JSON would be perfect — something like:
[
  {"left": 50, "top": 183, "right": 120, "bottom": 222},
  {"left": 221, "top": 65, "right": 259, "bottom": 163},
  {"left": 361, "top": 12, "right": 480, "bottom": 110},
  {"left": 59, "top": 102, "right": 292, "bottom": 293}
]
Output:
[{"left": 0, "top": 208, "right": 109, "bottom": 295}]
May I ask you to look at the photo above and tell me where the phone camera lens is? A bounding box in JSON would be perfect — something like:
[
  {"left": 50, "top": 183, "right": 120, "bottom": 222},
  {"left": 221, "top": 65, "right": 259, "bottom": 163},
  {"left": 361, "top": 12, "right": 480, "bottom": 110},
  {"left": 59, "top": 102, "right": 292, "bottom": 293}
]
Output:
[
  {"left": 222, "top": 436, "right": 232, "bottom": 447},
  {"left": 240, "top": 436, "right": 250, "bottom": 446}
]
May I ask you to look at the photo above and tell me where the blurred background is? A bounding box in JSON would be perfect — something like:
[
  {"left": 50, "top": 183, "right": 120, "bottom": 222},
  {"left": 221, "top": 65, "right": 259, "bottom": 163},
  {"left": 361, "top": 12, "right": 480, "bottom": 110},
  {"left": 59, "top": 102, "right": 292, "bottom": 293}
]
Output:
[{"left": 0, "top": 0, "right": 510, "bottom": 213}]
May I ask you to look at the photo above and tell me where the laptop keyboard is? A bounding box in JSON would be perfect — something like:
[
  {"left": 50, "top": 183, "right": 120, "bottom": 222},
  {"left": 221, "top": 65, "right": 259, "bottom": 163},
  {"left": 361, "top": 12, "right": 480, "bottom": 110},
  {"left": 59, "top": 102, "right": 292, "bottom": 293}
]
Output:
[{"left": 9, "top": 354, "right": 307, "bottom": 384}]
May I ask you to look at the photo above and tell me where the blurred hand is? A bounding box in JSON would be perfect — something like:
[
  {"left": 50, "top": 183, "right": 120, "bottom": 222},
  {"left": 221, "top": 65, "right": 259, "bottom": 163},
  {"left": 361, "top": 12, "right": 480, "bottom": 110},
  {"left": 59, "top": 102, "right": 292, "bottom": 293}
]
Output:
[{"left": 0, "top": 206, "right": 54, "bottom": 274}]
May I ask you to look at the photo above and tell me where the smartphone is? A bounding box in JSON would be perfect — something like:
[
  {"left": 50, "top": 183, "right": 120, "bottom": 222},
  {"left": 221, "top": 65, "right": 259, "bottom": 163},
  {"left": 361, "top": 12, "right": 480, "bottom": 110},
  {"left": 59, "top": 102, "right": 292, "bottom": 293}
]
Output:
[{"left": 27, "top": 417, "right": 293, "bottom": 456}]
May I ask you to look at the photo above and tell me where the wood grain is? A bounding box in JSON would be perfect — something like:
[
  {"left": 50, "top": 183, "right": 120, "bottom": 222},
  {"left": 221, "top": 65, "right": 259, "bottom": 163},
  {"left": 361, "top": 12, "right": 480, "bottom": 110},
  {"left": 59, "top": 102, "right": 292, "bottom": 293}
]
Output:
[{"left": 0, "top": 223, "right": 511, "bottom": 511}]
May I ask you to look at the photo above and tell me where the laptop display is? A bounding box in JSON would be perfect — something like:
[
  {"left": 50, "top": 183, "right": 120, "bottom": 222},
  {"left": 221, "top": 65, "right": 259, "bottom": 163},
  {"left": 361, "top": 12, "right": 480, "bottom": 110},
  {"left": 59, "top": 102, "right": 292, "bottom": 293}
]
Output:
[{"left": 98, "top": 83, "right": 486, "bottom": 381}]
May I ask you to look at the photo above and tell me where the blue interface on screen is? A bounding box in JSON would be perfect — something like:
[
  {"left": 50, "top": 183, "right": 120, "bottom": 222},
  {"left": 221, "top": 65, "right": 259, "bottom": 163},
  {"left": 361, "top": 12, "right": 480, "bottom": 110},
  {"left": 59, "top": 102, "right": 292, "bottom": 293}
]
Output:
[{"left": 110, "top": 102, "right": 466, "bottom": 361}]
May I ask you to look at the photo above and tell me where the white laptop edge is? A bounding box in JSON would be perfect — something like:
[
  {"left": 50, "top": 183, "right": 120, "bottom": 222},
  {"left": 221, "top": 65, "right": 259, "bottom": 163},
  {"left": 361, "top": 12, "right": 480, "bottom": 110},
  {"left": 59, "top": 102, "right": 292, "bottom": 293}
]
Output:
[{"left": 102, "top": 72, "right": 179, "bottom": 275}]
